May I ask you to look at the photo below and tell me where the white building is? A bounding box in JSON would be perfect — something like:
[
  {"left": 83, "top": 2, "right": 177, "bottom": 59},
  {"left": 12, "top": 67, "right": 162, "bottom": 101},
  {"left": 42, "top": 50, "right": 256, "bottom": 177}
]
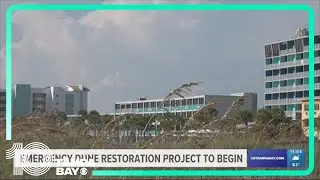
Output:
[{"left": 1, "top": 84, "right": 89, "bottom": 117}]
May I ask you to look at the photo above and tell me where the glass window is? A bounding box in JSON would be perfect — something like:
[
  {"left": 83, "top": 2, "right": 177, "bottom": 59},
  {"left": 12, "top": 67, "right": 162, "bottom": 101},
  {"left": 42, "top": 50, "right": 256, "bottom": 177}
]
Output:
[
  {"left": 280, "top": 105, "right": 287, "bottom": 111},
  {"left": 199, "top": 98, "right": 204, "bottom": 104},
  {"left": 280, "top": 68, "right": 287, "bottom": 75},
  {"left": 272, "top": 57, "right": 280, "bottom": 64},
  {"left": 266, "top": 70, "right": 272, "bottom": 77},
  {"left": 115, "top": 104, "right": 120, "bottom": 109},
  {"left": 304, "top": 104, "right": 309, "bottom": 111},
  {"left": 316, "top": 104, "right": 320, "bottom": 110},
  {"left": 192, "top": 98, "right": 199, "bottom": 105},
  {"left": 288, "top": 67, "right": 295, "bottom": 73},
  {"left": 266, "top": 58, "right": 272, "bottom": 65},
  {"left": 315, "top": 90, "right": 320, "bottom": 96},
  {"left": 272, "top": 81, "right": 280, "bottom": 88},
  {"left": 288, "top": 92, "right": 295, "bottom": 98},
  {"left": 265, "top": 82, "right": 272, "bottom": 88},
  {"left": 272, "top": 69, "right": 279, "bottom": 76},
  {"left": 296, "top": 53, "right": 303, "bottom": 60},
  {"left": 303, "top": 65, "right": 309, "bottom": 72},
  {"left": 304, "top": 52, "right": 309, "bottom": 59},
  {"left": 287, "top": 79, "right": 295, "bottom": 86},
  {"left": 287, "top": 55, "right": 295, "bottom": 61},
  {"left": 280, "top": 56, "right": 287, "bottom": 63},
  {"left": 265, "top": 94, "right": 272, "bottom": 100},
  {"left": 304, "top": 77, "right": 309, "bottom": 84},
  {"left": 315, "top": 35, "right": 320, "bottom": 44},
  {"left": 144, "top": 102, "right": 150, "bottom": 108},
  {"left": 272, "top": 93, "right": 279, "bottom": 100},
  {"left": 287, "top": 104, "right": 295, "bottom": 111},
  {"left": 296, "top": 66, "right": 303, "bottom": 73},
  {"left": 315, "top": 50, "right": 320, "bottom": 57},
  {"left": 295, "top": 104, "right": 302, "bottom": 111},
  {"left": 296, "top": 91, "right": 303, "bottom": 98},
  {"left": 132, "top": 103, "right": 137, "bottom": 108},
  {"left": 151, "top": 102, "right": 156, "bottom": 108},
  {"left": 303, "top": 37, "right": 309, "bottom": 46},
  {"left": 121, "top": 104, "right": 125, "bottom": 109},
  {"left": 187, "top": 99, "right": 192, "bottom": 105},
  {"left": 280, "top": 42, "right": 287, "bottom": 50},
  {"left": 280, "top": 80, "right": 287, "bottom": 87},
  {"left": 303, "top": 90, "right": 309, "bottom": 97},
  {"left": 315, "top": 63, "right": 320, "bottom": 70},
  {"left": 280, "top": 93, "right": 287, "bottom": 99},
  {"left": 176, "top": 100, "right": 181, "bottom": 106},
  {"left": 182, "top": 99, "right": 186, "bottom": 106},
  {"left": 138, "top": 103, "right": 143, "bottom": 108},
  {"left": 296, "top": 78, "right": 303, "bottom": 85},
  {"left": 287, "top": 40, "right": 294, "bottom": 49},
  {"left": 265, "top": 106, "right": 271, "bottom": 110}
]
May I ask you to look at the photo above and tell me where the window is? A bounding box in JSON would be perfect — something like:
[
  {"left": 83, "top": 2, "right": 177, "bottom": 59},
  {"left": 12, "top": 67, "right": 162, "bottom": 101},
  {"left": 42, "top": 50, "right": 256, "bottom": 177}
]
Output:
[
  {"left": 280, "top": 105, "right": 287, "bottom": 111},
  {"left": 304, "top": 104, "right": 309, "bottom": 111},
  {"left": 170, "top": 100, "right": 175, "bottom": 107},
  {"left": 280, "top": 93, "right": 287, "bottom": 99},
  {"left": 138, "top": 103, "right": 143, "bottom": 108},
  {"left": 182, "top": 99, "right": 186, "bottom": 106},
  {"left": 272, "top": 93, "right": 279, "bottom": 100},
  {"left": 287, "top": 55, "right": 295, "bottom": 61},
  {"left": 187, "top": 99, "right": 192, "bottom": 105},
  {"left": 193, "top": 98, "right": 199, "bottom": 105},
  {"left": 304, "top": 77, "right": 309, "bottom": 84},
  {"left": 315, "top": 50, "right": 320, "bottom": 57},
  {"left": 280, "top": 68, "right": 287, "bottom": 75},
  {"left": 144, "top": 102, "right": 150, "bottom": 108},
  {"left": 315, "top": 35, "right": 320, "bottom": 44},
  {"left": 296, "top": 53, "right": 303, "bottom": 60},
  {"left": 266, "top": 70, "right": 272, "bottom": 77},
  {"left": 115, "top": 104, "right": 120, "bottom": 109},
  {"left": 303, "top": 90, "right": 309, "bottom": 98},
  {"left": 266, "top": 58, "right": 272, "bottom": 65},
  {"left": 287, "top": 79, "right": 295, "bottom": 86},
  {"left": 280, "top": 56, "right": 287, "bottom": 63},
  {"left": 296, "top": 78, "right": 303, "bottom": 85},
  {"left": 304, "top": 52, "right": 309, "bottom": 59},
  {"left": 295, "top": 39, "right": 303, "bottom": 52},
  {"left": 265, "top": 106, "right": 271, "bottom": 110},
  {"left": 315, "top": 90, "right": 320, "bottom": 96},
  {"left": 199, "top": 98, "right": 204, "bottom": 105},
  {"left": 295, "top": 104, "right": 302, "bottom": 111},
  {"left": 151, "top": 102, "right": 156, "bottom": 108},
  {"left": 272, "top": 57, "right": 280, "bottom": 64},
  {"left": 287, "top": 104, "right": 295, "bottom": 111},
  {"left": 296, "top": 91, "right": 303, "bottom": 98},
  {"left": 272, "top": 69, "right": 279, "bottom": 76},
  {"left": 303, "top": 37, "right": 309, "bottom": 46},
  {"left": 316, "top": 104, "right": 320, "bottom": 110},
  {"left": 296, "top": 66, "right": 303, "bottom": 73},
  {"left": 288, "top": 92, "right": 295, "bottom": 98},
  {"left": 272, "top": 43, "right": 280, "bottom": 56},
  {"left": 126, "top": 104, "right": 131, "bottom": 109},
  {"left": 272, "top": 81, "right": 280, "bottom": 88},
  {"left": 303, "top": 65, "right": 309, "bottom": 72},
  {"left": 280, "top": 80, "right": 287, "bottom": 87},
  {"left": 287, "top": 40, "right": 294, "bottom": 49},
  {"left": 132, "top": 103, "right": 137, "bottom": 108},
  {"left": 265, "top": 45, "right": 272, "bottom": 58},
  {"left": 163, "top": 101, "right": 169, "bottom": 107},
  {"left": 121, "top": 104, "right": 125, "bottom": 109},
  {"left": 265, "top": 94, "right": 272, "bottom": 100},
  {"left": 176, "top": 100, "right": 181, "bottom": 106},
  {"left": 315, "top": 63, "right": 320, "bottom": 70},
  {"left": 288, "top": 67, "right": 295, "bottom": 73},
  {"left": 280, "top": 42, "right": 287, "bottom": 50}
]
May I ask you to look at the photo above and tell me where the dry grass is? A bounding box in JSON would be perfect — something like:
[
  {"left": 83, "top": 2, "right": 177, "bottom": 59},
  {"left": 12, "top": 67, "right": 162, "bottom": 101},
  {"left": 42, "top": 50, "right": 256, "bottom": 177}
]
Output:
[{"left": 0, "top": 82, "right": 319, "bottom": 179}]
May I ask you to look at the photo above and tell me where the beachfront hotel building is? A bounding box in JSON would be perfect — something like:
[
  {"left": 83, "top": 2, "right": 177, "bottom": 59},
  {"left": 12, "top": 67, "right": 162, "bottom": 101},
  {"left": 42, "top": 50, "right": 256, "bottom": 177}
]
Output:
[
  {"left": 113, "top": 93, "right": 258, "bottom": 118},
  {"left": 0, "top": 84, "right": 89, "bottom": 117},
  {"left": 264, "top": 28, "right": 320, "bottom": 120}
]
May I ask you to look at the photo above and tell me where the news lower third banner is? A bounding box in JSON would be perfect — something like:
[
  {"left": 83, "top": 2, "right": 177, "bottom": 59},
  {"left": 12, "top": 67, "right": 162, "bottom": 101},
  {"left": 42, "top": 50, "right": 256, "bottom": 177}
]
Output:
[{"left": 13, "top": 149, "right": 305, "bottom": 168}]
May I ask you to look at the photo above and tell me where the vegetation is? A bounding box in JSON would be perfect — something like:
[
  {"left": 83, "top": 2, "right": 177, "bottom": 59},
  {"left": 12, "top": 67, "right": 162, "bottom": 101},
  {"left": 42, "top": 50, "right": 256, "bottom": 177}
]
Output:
[{"left": 0, "top": 82, "right": 319, "bottom": 179}]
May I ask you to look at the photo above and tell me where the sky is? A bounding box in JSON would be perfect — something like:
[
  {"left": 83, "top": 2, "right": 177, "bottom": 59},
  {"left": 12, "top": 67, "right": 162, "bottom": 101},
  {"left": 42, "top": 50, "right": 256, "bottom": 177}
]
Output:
[{"left": 0, "top": 0, "right": 319, "bottom": 113}]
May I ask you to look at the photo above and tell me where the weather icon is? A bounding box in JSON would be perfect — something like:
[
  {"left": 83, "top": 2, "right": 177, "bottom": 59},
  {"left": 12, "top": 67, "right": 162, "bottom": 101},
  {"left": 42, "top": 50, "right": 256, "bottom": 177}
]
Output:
[{"left": 292, "top": 155, "right": 300, "bottom": 161}]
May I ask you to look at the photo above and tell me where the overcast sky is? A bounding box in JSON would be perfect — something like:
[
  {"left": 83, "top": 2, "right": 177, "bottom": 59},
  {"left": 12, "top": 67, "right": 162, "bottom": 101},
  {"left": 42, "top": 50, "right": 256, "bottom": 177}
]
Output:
[{"left": 0, "top": 0, "right": 319, "bottom": 113}]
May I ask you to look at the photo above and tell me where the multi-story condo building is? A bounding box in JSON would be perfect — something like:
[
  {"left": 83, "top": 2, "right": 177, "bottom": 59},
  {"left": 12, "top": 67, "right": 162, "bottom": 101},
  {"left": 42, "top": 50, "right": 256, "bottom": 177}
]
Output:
[
  {"left": 1, "top": 84, "right": 89, "bottom": 117},
  {"left": 0, "top": 89, "right": 5, "bottom": 117},
  {"left": 113, "top": 93, "right": 257, "bottom": 118},
  {"left": 264, "top": 28, "right": 320, "bottom": 120}
]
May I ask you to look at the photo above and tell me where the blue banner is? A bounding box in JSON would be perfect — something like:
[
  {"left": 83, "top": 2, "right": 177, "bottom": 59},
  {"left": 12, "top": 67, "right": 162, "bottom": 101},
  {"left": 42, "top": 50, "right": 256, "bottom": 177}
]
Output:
[
  {"left": 247, "top": 149, "right": 305, "bottom": 168},
  {"left": 248, "top": 149, "right": 287, "bottom": 168}
]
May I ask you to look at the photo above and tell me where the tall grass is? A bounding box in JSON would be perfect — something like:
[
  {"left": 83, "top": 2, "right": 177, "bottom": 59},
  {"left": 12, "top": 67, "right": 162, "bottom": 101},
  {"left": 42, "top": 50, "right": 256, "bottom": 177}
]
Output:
[{"left": 0, "top": 82, "right": 319, "bottom": 179}]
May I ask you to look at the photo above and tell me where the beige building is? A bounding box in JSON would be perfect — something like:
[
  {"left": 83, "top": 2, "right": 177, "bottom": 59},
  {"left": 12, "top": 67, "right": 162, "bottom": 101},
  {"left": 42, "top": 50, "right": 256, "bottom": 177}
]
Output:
[{"left": 301, "top": 99, "right": 320, "bottom": 140}]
